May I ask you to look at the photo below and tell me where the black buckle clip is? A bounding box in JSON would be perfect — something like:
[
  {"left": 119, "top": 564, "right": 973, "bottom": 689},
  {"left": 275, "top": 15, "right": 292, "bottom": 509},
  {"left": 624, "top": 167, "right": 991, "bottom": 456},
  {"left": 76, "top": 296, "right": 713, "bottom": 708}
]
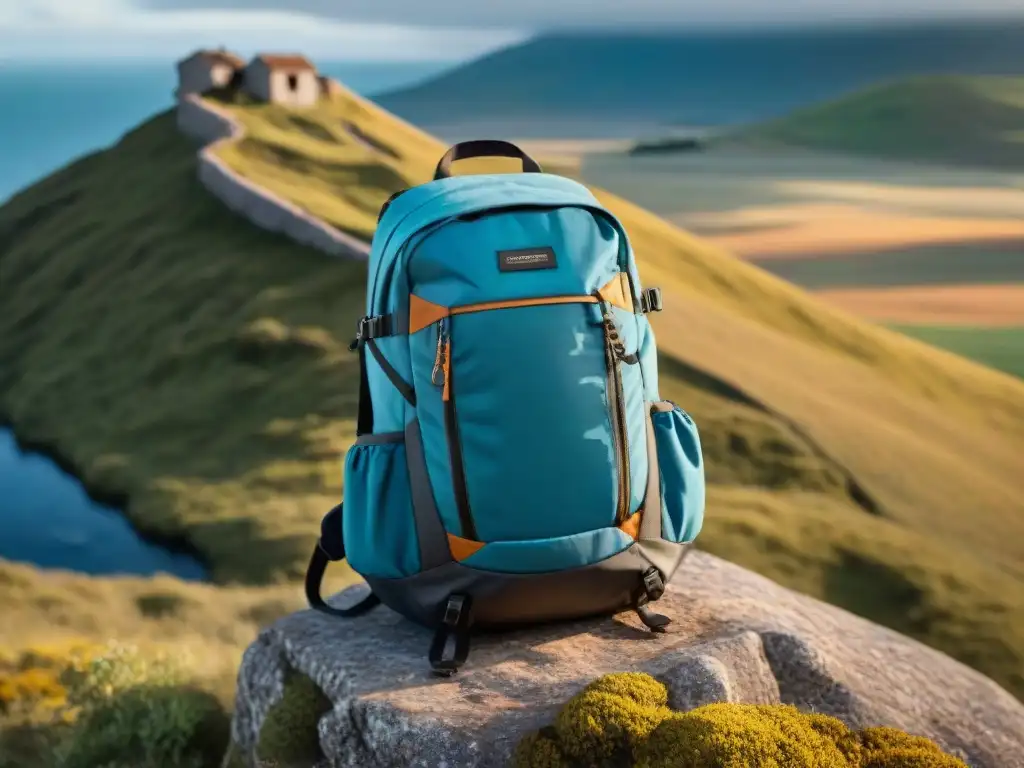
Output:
[
  {"left": 349, "top": 315, "right": 389, "bottom": 352},
  {"left": 642, "top": 567, "right": 666, "bottom": 601},
  {"left": 640, "top": 287, "right": 663, "bottom": 313},
  {"left": 429, "top": 594, "right": 472, "bottom": 677},
  {"left": 644, "top": 288, "right": 663, "bottom": 313}
]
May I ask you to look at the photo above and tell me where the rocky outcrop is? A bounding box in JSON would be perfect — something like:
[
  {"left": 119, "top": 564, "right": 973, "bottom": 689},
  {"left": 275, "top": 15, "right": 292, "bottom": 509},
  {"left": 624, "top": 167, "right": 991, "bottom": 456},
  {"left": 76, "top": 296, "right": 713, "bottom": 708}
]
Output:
[
  {"left": 175, "top": 95, "right": 370, "bottom": 260},
  {"left": 227, "top": 551, "right": 1024, "bottom": 768}
]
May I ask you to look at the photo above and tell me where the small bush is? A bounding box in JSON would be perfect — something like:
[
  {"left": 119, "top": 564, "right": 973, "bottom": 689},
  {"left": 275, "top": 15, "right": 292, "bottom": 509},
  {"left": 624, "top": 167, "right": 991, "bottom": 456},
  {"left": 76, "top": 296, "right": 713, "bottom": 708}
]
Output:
[
  {"left": 516, "top": 673, "right": 970, "bottom": 768},
  {"left": 0, "top": 640, "right": 228, "bottom": 768},
  {"left": 57, "top": 684, "right": 228, "bottom": 768}
]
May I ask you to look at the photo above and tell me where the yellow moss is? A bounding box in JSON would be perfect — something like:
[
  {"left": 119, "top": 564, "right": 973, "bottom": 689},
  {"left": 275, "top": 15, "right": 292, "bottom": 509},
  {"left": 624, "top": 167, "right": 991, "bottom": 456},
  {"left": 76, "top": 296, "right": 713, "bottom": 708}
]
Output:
[
  {"left": 514, "top": 728, "right": 569, "bottom": 768},
  {"left": 554, "top": 674, "right": 673, "bottom": 763},
  {"left": 856, "top": 727, "right": 969, "bottom": 768},
  {"left": 582, "top": 673, "right": 670, "bottom": 710},
  {"left": 256, "top": 671, "right": 332, "bottom": 766},
  {"left": 518, "top": 673, "right": 971, "bottom": 768},
  {"left": 635, "top": 703, "right": 851, "bottom": 768}
]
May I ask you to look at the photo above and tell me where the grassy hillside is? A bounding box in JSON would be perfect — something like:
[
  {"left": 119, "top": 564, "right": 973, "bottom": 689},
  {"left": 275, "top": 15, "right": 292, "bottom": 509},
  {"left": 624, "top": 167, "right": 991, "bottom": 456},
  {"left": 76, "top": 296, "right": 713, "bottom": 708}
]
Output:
[
  {"left": 732, "top": 76, "right": 1024, "bottom": 168},
  {"left": 377, "top": 23, "right": 1024, "bottom": 136},
  {"left": 2, "top": 81, "right": 1024, "bottom": 709},
  {"left": 889, "top": 325, "right": 1024, "bottom": 380}
]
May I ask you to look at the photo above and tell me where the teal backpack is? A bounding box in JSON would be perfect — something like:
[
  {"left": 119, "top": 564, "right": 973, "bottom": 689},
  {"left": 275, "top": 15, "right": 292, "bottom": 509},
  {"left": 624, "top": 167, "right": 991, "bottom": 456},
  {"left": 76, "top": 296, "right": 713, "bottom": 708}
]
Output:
[{"left": 305, "top": 141, "right": 705, "bottom": 675}]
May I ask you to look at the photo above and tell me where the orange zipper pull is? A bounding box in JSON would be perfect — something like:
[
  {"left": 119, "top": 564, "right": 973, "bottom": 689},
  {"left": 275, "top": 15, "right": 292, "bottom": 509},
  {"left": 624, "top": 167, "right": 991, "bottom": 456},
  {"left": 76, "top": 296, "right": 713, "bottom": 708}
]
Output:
[{"left": 442, "top": 339, "right": 451, "bottom": 401}]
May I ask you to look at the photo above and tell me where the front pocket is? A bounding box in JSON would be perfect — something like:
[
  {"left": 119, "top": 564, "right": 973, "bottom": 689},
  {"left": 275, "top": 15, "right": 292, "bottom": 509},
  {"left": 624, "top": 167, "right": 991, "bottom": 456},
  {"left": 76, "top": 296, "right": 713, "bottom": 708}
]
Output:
[
  {"left": 650, "top": 401, "right": 705, "bottom": 544},
  {"left": 342, "top": 432, "right": 421, "bottom": 578},
  {"left": 414, "top": 300, "right": 625, "bottom": 542}
]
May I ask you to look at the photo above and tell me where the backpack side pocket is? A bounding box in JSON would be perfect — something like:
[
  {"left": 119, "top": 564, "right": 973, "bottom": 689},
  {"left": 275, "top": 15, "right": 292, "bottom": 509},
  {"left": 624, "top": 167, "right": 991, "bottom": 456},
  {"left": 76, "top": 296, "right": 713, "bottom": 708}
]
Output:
[
  {"left": 650, "top": 401, "right": 705, "bottom": 544},
  {"left": 343, "top": 432, "right": 421, "bottom": 578}
]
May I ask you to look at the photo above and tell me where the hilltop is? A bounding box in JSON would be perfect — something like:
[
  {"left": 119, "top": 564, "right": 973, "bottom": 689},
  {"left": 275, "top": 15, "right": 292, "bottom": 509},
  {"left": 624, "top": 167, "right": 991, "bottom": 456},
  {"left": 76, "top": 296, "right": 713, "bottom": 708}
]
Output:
[
  {"left": 377, "top": 23, "right": 1024, "bottom": 137},
  {"left": 1, "top": 79, "right": 1024, "bottom": 706},
  {"left": 728, "top": 75, "right": 1024, "bottom": 168}
]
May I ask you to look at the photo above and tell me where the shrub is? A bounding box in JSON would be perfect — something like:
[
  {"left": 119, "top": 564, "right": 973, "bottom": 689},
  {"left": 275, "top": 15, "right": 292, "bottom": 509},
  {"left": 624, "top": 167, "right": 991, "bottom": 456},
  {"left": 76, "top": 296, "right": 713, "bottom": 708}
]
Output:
[
  {"left": 516, "top": 673, "right": 970, "bottom": 768},
  {"left": 0, "top": 640, "right": 228, "bottom": 768},
  {"left": 57, "top": 684, "right": 228, "bottom": 768}
]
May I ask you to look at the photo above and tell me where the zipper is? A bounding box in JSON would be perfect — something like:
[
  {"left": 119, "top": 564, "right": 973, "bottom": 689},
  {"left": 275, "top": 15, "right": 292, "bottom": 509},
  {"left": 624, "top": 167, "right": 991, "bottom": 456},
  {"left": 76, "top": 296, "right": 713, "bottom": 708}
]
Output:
[
  {"left": 599, "top": 299, "right": 632, "bottom": 525},
  {"left": 432, "top": 317, "right": 476, "bottom": 540}
]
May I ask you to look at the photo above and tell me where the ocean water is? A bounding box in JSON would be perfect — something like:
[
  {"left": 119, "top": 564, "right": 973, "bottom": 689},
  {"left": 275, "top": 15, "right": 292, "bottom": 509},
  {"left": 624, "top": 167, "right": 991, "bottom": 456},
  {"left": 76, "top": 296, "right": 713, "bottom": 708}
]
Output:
[
  {"left": 0, "top": 58, "right": 449, "bottom": 577},
  {"left": 0, "top": 59, "right": 454, "bottom": 203}
]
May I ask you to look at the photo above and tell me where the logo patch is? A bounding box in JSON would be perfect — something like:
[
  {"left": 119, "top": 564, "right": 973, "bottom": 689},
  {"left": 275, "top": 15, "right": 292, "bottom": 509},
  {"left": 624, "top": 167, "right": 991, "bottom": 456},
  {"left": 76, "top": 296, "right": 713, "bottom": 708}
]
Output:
[{"left": 497, "top": 246, "right": 557, "bottom": 273}]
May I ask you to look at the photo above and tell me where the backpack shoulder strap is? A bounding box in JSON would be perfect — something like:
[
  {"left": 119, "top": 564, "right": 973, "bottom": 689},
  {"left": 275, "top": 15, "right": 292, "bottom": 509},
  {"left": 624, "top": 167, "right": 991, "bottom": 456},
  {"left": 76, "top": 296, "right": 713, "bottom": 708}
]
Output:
[{"left": 304, "top": 503, "right": 381, "bottom": 618}]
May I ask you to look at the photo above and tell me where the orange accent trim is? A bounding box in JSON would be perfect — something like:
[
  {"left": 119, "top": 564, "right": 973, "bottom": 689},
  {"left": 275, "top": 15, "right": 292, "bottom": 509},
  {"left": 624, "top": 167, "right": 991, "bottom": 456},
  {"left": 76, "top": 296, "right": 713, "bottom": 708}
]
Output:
[
  {"left": 408, "top": 294, "right": 450, "bottom": 334},
  {"left": 447, "top": 533, "right": 485, "bottom": 561},
  {"left": 451, "top": 295, "right": 598, "bottom": 315},
  {"left": 597, "top": 273, "right": 634, "bottom": 313},
  {"left": 441, "top": 340, "right": 451, "bottom": 401},
  {"left": 619, "top": 511, "right": 641, "bottom": 541}
]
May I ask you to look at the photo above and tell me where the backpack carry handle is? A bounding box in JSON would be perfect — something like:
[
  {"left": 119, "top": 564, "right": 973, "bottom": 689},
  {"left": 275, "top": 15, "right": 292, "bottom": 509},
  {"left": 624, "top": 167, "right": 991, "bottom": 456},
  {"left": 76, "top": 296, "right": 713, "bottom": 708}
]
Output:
[{"left": 434, "top": 140, "right": 542, "bottom": 180}]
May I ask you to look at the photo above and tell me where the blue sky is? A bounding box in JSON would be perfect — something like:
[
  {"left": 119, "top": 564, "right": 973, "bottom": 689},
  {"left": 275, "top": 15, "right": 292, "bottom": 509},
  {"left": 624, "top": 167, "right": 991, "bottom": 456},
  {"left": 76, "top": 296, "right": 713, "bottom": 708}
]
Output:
[{"left": 1, "top": 0, "right": 1021, "bottom": 62}]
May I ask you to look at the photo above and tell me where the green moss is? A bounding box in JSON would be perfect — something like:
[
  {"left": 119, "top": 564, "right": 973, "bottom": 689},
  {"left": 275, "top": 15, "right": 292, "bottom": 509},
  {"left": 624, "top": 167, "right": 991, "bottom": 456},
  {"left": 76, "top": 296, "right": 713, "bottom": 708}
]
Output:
[
  {"left": 514, "top": 727, "right": 570, "bottom": 768},
  {"left": 255, "top": 671, "right": 332, "bottom": 767},
  {"left": 520, "top": 673, "right": 970, "bottom": 768}
]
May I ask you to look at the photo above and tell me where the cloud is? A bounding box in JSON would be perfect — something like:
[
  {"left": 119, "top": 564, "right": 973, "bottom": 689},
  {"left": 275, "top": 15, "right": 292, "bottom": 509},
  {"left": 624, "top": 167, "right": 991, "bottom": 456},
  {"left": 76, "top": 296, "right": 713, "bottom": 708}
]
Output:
[
  {"left": 132, "top": 0, "right": 1024, "bottom": 29},
  {"left": 0, "top": 0, "right": 526, "bottom": 61}
]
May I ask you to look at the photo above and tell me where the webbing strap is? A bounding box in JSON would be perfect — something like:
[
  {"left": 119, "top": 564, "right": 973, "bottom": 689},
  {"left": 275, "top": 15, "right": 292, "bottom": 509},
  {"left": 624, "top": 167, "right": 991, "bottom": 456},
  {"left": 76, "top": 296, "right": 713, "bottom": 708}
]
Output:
[{"left": 304, "top": 504, "right": 381, "bottom": 619}]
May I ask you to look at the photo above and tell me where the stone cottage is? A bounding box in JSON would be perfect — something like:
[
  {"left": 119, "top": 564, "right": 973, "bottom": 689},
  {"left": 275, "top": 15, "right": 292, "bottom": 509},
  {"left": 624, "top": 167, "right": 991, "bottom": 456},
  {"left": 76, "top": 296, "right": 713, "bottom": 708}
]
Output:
[
  {"left": 175, "top": 48, "right": 244, "bottom": 97},
  {"left": 243, "top": 54, "right": 320, "bottom": 107}
]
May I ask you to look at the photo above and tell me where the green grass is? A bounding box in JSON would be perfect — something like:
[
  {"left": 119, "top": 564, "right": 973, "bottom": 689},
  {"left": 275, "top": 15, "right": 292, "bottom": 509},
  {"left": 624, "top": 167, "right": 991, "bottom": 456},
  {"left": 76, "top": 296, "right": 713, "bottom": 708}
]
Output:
[
  {"left": 733, "top": 75, "right": 1024, "bottom": 169},
  {"left": 1, "top": 76, "right": 1024, "bottom": 762},
  {"left": 890, "top": 325, "right": 1024, "bottom": 380}
]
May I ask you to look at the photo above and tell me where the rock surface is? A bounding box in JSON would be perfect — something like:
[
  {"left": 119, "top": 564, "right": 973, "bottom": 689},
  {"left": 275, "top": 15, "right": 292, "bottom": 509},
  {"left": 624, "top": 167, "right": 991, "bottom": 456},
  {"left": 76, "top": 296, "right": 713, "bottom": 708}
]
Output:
[{"left": 228, "top": 552, "right": 1024, "bottom": 768}]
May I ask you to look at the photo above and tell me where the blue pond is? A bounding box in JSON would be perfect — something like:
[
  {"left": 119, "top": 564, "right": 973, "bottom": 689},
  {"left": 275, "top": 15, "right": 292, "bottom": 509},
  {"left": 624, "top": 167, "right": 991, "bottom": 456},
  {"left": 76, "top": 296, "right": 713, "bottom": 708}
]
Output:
[{"left": 0, "top": 428, "right": 207, "bottom": 580}]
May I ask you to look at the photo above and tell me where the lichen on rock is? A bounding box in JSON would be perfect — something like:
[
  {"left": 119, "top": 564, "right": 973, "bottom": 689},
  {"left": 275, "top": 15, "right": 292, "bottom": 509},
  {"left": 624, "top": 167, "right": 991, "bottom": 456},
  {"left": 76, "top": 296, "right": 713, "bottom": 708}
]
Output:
[{"left": 254, "top": 670, "right": 332, "bottom": 768}]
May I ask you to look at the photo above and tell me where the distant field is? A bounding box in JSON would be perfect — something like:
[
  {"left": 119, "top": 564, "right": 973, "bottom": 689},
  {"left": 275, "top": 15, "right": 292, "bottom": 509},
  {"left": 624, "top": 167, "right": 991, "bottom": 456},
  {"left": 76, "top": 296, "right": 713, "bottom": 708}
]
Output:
[
  {"left": 815, "top": 284, "right": 1024, "bottom": 327},
  {"left": 890, "top": 325, "right": 1024, "bottom": 380},
  {"left": 581, "top": 146, "right": 1024, "bottom": 218},
  {"left": 749, "top": 242, "right": 1024, "bottom": 289}
]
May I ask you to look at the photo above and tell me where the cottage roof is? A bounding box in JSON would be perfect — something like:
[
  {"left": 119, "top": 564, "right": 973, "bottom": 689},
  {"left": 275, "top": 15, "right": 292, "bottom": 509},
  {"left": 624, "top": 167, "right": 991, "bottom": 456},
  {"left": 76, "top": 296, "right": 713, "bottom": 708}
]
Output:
[
  {"left": 252, "top": 54, "right": 316, "bottom": 72},
  {"left": 183, "top": 48, "right": 245, "bottom": 68}
]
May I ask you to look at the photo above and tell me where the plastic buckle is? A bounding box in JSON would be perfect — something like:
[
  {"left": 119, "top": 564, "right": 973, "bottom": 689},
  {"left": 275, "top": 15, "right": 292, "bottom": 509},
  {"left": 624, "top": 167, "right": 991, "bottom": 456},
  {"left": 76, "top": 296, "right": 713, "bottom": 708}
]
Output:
[
  {"left": 350, "top": 315, "right": 379, "bottom": 352},
  {"left": 642, "top": 568, "right": 665, "bottom": 601},
  {"left": 430, "top": 595, "right": 472, "bottom": 677},
  {"left": 443, "top": 594, "right": 467, "bottom": 626},
  {"left": 641, "top": 288, "right": 663, "bottom": 313}
]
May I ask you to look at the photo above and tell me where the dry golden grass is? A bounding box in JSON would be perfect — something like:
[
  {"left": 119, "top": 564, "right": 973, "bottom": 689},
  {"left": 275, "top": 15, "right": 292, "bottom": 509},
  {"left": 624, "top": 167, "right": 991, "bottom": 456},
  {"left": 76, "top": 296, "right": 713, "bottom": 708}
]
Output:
[{"left": 815, "top": 283, "right": 1024, "bottom": 326}]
